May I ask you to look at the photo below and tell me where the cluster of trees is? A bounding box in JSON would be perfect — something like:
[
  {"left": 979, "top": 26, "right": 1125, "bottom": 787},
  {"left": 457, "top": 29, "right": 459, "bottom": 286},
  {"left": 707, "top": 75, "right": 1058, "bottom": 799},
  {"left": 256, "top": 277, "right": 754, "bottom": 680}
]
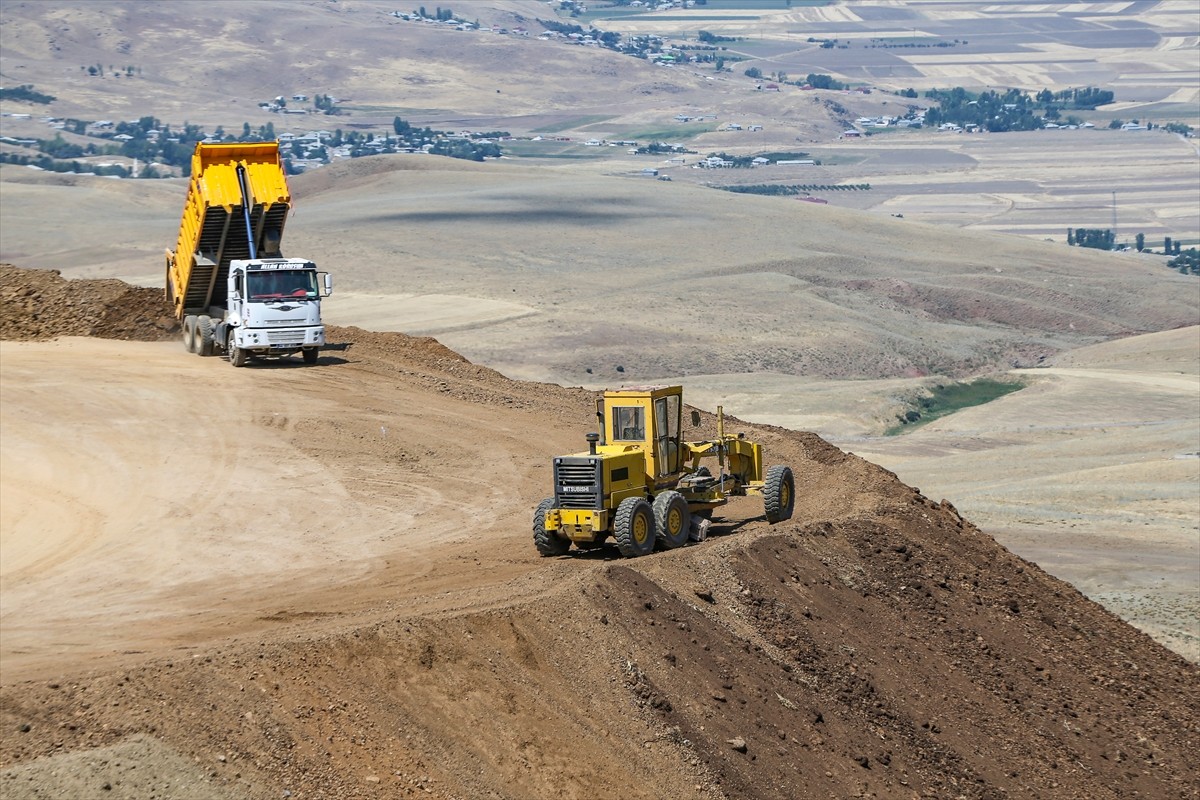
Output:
[
  {"left": 82, "top": 64, "right": 140, "bottom": 78},
  {"left": 0, "top": 85, "right": 55, "bottom": 104},
  {"left": 391, "top": 116, "right": 504, "bottom": 161},
  {"left": 924, "top": 87, "right": 1054, "bottom": 131},
  {"left": 7, "top": 108, "right": 506, "bottom": 178},
  {"left": 921, "top": 85, "right": 1168, "bottom": 132},
  {"left": 429, "top": 139, "right": 500, "bottom": 160},
  {"left": 743, "top": 70, "right": 842, "bottom": 89},
  {"left": 1167, "top": 249, "right": 1198, "bottom": 275},
  {"left": 697, "top": 30, "right": 737, "bottom": 44},
  {"left": 635, "top": 142, "right": 693, "bottom": 155},
  {"left": 800, "top": 73, "right": 844, "bottom": 90},
  {"left": 0, "top": 151, "right": 132, "bottom": 177},
  {"left": 312, "top": 94, "right": 340, "bottom": 115},
  {"left": 721, "top": 184, "right": 869, "bottom": 195},
  {"left": 1068, "top": 228, "right": 1115, "bottom": 250},
  {"left": 5, "top": 116, "right": 213, "bottom": 175},
  {"left": 412, "top": 6, "right": 455, "bottom": 21},
  {"left": 1066, "top": 230, "right": 1193, "bottom": 268},
  {"left": 1043, "top": 87, "right": 1113, "bottom": 109},
  {"left": 866, "top": 38, "right": 966, "bottom": 49},
  {"left": 536, "top": 18, "right": 618, "bottom": 46}
]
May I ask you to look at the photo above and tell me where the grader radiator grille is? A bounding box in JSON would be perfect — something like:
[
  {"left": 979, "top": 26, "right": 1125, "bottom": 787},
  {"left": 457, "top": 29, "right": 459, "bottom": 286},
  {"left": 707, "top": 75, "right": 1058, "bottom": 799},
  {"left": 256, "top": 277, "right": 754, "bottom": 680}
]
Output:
[{"left": 554, "top": 457, "right": 602, "bottom": 509}]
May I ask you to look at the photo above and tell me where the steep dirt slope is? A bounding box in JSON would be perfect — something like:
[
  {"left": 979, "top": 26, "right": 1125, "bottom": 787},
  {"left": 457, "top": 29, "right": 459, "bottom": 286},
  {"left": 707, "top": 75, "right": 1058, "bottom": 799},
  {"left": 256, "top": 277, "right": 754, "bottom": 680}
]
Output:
[{"left": 1, "top": 267, "right": 1197, "bottom": 800}]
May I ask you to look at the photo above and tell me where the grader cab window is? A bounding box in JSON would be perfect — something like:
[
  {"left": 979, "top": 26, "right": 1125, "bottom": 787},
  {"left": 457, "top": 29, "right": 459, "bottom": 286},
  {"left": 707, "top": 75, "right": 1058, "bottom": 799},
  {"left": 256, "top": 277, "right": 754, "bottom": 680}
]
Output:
[
  {"left": 612, "top": 407, "right": 645, "bottom": 441},
  {"left": 654, "top": 395, "right": 682, "bottom": 476}
]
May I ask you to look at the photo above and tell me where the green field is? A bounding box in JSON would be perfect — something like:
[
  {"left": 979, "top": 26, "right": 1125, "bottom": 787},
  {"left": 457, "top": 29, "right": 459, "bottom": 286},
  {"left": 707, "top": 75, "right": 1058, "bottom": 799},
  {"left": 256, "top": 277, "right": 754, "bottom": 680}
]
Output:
[
  {"left": 338, "top": 105, "right": 446, "bottom": 116},
  {"left": 500, "top": 140, "right": 616, "bottom": 159},
  {"left": 886, "top": 378, "right": 1025, "bottom": 435},
  {"left": 632, "top": 15, "right": 763, "bottom": 21},
  {"left": 530, "top": 116, "right": 615, "bottom": 134},
  {"left": 619, "top": 124, "right": 713, "bottom": 140},
  {"left": 697, "top": 0, "right": 828, "bottom": 7}
]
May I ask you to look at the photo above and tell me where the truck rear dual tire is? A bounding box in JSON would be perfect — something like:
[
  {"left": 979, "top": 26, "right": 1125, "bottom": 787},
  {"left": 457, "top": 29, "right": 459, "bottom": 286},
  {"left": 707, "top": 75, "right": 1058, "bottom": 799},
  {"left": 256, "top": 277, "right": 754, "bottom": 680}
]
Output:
[
  {"left": 614, "top": 497, "right": 655, "bottom": 558},
  {"left": 195, "top": 316, "right": 215, "bottom": 357},
  {"left": 653, "top": 490, "right": 690, "bottom": 550},
  {"left": 763, "top": 465, "right": 795, "bottom": 524},
  {"left": 533, "top": 498, "right": 571, "bottom": 557},
  {"left": 182, "top": 315, "right": 197, "bottom": 353}
]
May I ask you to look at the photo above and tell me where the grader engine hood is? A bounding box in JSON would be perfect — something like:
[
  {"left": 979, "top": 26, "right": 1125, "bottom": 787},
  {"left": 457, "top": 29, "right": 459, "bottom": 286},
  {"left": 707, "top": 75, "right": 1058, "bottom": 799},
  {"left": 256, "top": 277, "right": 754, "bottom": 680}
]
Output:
[{"left": 553, "top": 450, "right": 645, "bottom": 510}]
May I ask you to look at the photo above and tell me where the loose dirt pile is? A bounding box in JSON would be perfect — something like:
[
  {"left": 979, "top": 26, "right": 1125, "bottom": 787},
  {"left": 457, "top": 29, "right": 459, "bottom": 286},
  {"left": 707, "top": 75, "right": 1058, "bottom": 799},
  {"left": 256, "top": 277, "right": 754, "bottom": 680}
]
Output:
[
  {"left": 0, "top": 264, "right": 176, "bottom": 342},
  {"left": 1, "top": 268, "right": 1197, "bottom": 800}
]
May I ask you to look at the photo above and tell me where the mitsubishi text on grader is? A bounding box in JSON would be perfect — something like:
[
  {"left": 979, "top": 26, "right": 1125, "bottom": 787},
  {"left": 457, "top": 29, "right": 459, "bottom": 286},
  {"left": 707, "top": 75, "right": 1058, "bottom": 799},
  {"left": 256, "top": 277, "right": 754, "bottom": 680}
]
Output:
[{"left": 534, "top": 385, "right": 795, "bottom": 558}]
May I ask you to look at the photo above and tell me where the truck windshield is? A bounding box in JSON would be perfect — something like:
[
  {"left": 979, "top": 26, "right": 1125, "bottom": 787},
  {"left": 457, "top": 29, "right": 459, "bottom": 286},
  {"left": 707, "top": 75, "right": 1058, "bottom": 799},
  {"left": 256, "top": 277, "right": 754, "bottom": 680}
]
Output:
[{"left": 247, "top": 270, "right": 318, "bottom": 300}]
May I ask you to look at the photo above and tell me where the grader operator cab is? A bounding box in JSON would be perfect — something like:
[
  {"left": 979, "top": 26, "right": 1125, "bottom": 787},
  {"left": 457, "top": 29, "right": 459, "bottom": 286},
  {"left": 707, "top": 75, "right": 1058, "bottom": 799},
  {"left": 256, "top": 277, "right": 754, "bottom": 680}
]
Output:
[{"left": 533, "top": 385, "right": 795, "bottom": 558}]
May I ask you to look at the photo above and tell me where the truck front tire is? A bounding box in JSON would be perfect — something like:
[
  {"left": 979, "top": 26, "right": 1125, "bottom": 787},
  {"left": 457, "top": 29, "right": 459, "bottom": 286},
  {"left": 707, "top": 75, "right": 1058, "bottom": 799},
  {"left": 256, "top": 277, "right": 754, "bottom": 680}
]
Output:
[{"left": 228, "top": 340, "right": 249, "bottom": 368}]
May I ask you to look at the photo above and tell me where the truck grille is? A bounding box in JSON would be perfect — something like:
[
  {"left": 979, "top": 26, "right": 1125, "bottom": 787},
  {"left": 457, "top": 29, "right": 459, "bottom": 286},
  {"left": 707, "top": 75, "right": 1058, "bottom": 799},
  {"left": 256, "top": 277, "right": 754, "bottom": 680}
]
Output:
[
  {"left": 266, "top": 330, "right": 305, "bottom": 344},
  {"left": 554, "top": 457, "right": 602, "bottom": 509}
]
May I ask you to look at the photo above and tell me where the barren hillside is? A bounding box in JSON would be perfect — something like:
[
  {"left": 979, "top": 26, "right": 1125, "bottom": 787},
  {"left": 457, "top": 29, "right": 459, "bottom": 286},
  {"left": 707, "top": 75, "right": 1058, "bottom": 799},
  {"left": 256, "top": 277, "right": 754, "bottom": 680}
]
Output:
[{"left": 1, "top": 267, "right": 1197, "bottom": 800}]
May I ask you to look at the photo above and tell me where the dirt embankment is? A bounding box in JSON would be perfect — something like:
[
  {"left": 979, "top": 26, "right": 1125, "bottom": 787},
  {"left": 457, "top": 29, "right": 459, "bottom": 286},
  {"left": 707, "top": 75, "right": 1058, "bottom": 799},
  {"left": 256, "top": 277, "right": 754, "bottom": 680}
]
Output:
[{"left": 1, "top": 267, "right": 1197, "bottom": 800}]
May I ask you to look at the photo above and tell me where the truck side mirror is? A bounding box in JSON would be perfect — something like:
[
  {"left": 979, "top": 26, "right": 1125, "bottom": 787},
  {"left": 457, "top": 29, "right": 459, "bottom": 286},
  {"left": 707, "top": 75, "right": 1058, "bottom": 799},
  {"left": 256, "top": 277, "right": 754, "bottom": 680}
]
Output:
[
  {"left": 690, "top": 410, "right": 701, "bottom": 427},
  {"left": 322, "top": 272, "right": 333, "bottom": 296}
]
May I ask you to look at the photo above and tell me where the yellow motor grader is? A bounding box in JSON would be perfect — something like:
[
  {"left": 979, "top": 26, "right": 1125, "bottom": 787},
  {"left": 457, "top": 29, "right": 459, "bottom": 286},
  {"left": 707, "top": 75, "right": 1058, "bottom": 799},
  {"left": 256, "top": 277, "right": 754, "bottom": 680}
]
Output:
[{"left": 534, "top": 385, "right": 795, "bottom": 558}]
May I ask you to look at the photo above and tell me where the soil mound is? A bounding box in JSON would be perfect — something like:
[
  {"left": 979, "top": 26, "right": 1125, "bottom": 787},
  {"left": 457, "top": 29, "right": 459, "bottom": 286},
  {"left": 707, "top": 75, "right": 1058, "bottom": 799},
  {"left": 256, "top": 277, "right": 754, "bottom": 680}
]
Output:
[
  {"left": 2, "top": 268, "right": 1197, "bottom": 800},
  {"left": 0, "top": 264, "right": 176, "bottom": 342}
]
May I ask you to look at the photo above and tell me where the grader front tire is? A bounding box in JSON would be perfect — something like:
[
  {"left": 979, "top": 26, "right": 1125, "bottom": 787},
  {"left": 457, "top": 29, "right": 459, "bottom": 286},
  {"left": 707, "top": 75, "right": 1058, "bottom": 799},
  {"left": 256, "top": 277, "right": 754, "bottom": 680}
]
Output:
[
  {"left": 614, "top": 497, "right": 655, "bottom": 558},
  {"left": 763, "top": 465, "right": 795, "bottom": 524},
  {"left": 533, "top": 498, "right": 570, "bottom": 557},
  {"left": 653, "top": 490, "right": 690, "bottom": 550}
]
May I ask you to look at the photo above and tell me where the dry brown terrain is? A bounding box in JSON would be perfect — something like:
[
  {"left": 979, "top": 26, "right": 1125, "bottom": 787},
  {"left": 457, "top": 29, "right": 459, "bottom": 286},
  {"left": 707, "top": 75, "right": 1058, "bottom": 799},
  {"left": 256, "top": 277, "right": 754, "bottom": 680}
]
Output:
[
  {"left": 2, "top": 266, "right": 1198, "bottom": 800},
  {"left": 1, "top": 1, "right": 1199, "bottom": 796}
]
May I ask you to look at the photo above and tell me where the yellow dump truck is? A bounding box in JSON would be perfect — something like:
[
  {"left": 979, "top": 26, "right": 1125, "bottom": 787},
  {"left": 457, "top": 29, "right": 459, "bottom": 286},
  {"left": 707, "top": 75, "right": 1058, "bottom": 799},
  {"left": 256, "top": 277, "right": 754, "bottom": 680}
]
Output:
[
  {"left": 165, "top": 142, "right": 331, "bottom": 366},
  {"left": 534, "top": 385, "right": 795, "bottom": 558}
]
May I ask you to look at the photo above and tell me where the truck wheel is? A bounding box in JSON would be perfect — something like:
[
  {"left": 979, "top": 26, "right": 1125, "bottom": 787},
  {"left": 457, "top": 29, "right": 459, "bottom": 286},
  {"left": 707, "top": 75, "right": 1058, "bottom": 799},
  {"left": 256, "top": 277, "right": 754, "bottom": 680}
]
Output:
[
  {"left": 228, "top": 339, "right": 249, "bottom": 368},
  {"left": 763, "top": 465, "right": 795, "bottom": 524},
  {"left": 302, "top": 348, "right": 318, "bottom": 365},
  {"left": 653, "top": 490, "right": 690, "bottom": 550},
  {"left": 182, "top": 315, "right": 197, "bottom": 353},
  {"left": 196, "top": 316, "right": 215, "bottom": 356},
  {"left": 533, "top": 498, "right": 570, "bottom": 557},
  {"left": 614, "top": 497, "right": 655, "bottom": 558}
]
